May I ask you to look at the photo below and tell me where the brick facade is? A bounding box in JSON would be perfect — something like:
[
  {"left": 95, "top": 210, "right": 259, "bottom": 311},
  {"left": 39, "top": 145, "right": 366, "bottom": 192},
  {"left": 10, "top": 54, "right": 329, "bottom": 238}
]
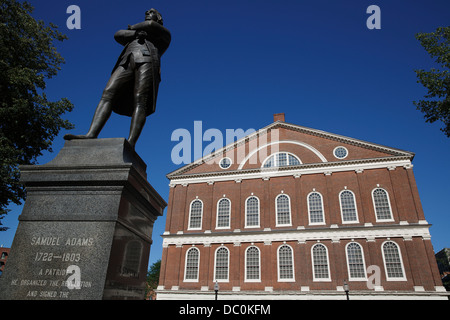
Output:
[
  {"left": 157, "top": 115, "right": 447, "bottom": 299},
  {"left": 0, "top": 247, "right": 10, "bottom": 276}
]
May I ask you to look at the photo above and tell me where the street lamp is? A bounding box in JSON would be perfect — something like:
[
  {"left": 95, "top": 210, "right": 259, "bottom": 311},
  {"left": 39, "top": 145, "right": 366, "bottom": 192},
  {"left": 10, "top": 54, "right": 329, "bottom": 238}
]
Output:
[
  {"left": 214, "top": 281, "right": 219, "bottom": 300},
  {"left": 343, "top": 280, "right": 349, "bottom": 300}
]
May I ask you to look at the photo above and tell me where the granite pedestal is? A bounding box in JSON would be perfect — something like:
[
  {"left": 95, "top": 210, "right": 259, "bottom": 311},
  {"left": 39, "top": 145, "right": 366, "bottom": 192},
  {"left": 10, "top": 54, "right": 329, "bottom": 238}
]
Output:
[{"left": 0, "top": 138, "right": 166, "bottom": 300}]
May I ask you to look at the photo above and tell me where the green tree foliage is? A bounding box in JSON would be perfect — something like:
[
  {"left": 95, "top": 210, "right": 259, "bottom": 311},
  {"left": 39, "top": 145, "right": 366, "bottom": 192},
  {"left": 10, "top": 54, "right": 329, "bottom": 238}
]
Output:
[
  {"left": 146, "top": 259, "right": 161, "bottom": 299},
  {"left": 0, "top": 0, "right": 74, "bottom": 230},
  {"left": 414, "top": 26, "right": 450, "bottom": 137}
]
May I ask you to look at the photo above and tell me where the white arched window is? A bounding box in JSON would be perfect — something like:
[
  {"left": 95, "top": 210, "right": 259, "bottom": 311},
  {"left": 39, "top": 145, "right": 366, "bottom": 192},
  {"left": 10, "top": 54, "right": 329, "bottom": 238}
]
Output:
[
  {"left": 308, "top": 191, "right": 325, "bottom": 225},
  {"left": 216, "top": 198, "right": 231, "bottom": 229},
  {"left": 245, "top": 246, "right": 261, "bottom": 282},
  {"left": 188, "top": 199, "right": 203, "bottom": 230},
  {"left": 372, "top": 188, "right": 394, "bottom": 221},
  {"left": 346, "top": 242, "right": 367, "bottom": 281},
  {"left": 277, "top": 244, "right": 295, "bottom": 281},
  {"left": 262, "top": 152, "right": 301, "bottom": 168},
  {"left": 245, "top": 196, "right": 260, "bottom": 228},
  {"left": 382, "top": 241, "right": 406, "bottom": 281},
  {"left": 276, "top": 194, "right": 291, "bottom": 226},
  {"left": 339, "top": 190, "right": 359, "bottom": 223},
  {"left": 184, "top": 247, "right": 200, "bottom": 281},
  {"left": 214, "top": 246, "right": 229, "bottom": 282},
  {"left": 311, "top": 243, "right": 331, "bottom": 281}
]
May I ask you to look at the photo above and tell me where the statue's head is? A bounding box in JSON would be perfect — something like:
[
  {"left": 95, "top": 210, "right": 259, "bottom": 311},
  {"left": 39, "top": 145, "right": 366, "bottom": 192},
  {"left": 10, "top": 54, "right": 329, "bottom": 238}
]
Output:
[{"left": 146, "top": 9, "right": 163, "bottom": 25}]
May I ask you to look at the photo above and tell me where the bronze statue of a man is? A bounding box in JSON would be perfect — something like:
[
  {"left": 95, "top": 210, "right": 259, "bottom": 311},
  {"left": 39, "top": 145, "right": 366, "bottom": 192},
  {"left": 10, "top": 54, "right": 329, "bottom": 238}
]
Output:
[{"left": 64, "top": 9, "right": 171, "bottom": 148}]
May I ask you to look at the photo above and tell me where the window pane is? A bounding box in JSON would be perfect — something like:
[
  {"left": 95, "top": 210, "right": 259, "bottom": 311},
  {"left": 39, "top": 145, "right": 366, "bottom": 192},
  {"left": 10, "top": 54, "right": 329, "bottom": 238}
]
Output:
[
  {"left": 263, "top": 153, "right": 301, "bottom": 168},
  {"left": 334, "top": 147, "right": 348, "bottom": 159},
  {"left": 278, "top": 245, "right": 294, "bottom": 280},
  {"left": 277, "top": 153, "right": 287, "bottom": 167},
  {"left": 246, "top": 197, "right": 259, "bottom": 226},
  {"left": 263, "top": 155, "right": 274, "bottom": 168},
  {"left": 217, "top": 198, "right": 230, "bottom": 228},
  {"left": 189, "top": 200, "right": 202, "bottom": 229},
  {"left": 312, "top": 244, "right": 329, "bottom": 279},
  {"left": 373, "top": 188, "right": 392, "bottom": 220},
  {"left": 308, "top": 192, "right": 324, "bottom": 223},
  {"left": 246, "top": 247, "right": 260, "bottom": 280},
  {"left": 288, "top": 154, "right": 301, "bottom": 166},
  {"left": 347, "top": 243, "right": 366, "bottom": 279},
  {"left": 215, "top": 247, "right": 229, "bottom": 280},
  {"left": 219, "top": 158, "right": 231, "bottom": 169},
  {"left": 185, "top": 248, "right": 199, "bottom": 280},
  {"left": 276, "top": 195, "right": 291, "bottom": 225},
  {"left": 383, "top": 242, "right": 404, "bottom": 278},
  {"left": 340, "top": 190, "right": 358, "bottom": 222}
]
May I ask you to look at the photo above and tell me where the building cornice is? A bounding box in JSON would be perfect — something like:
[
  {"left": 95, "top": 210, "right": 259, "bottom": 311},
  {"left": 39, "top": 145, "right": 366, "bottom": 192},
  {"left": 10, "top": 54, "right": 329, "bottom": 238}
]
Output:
[
  {"left": 161, "top": 222, "right": 431, "bottom": 247},
  {"left": 168, "top": 156, "right": 412, "bottom": 186}
]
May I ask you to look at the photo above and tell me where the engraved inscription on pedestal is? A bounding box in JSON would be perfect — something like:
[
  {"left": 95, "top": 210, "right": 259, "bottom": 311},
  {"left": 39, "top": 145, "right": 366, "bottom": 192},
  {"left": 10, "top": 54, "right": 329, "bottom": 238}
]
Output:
[
  {"left": 0, "top": 138, "right": 166, "bottom": 300},
  {"left": 4, "top": 221, "right": 114, "bottom": 299}
]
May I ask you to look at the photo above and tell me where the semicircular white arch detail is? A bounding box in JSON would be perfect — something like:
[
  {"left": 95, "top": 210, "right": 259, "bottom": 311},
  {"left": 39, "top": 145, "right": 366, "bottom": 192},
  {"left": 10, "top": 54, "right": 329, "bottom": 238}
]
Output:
[{"left": 237, "top": 140, "right": 328, "bottom": 170}]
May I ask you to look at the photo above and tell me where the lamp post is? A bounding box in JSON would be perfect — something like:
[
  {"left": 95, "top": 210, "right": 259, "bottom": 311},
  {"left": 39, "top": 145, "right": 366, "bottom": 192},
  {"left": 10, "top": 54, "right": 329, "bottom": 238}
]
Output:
[
  {"left": 343, "top": 280, "right": 349, "bottom": 300},
  {"left": 214, "top": 281, "right": 219, "bottom": 300}
]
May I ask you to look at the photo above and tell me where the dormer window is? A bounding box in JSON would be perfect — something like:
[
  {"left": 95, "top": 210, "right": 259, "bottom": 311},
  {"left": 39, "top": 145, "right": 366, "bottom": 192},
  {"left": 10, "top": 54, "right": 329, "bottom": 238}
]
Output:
[{"left": 262, "top": 152, "right": 301, "bottom": 168}]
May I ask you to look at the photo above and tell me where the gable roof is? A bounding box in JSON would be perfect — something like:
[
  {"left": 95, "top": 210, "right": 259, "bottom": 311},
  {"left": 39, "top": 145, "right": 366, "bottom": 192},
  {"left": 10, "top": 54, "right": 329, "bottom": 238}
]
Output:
[{"left": 167, "top": 120, "right": 414, "bottom": 179}]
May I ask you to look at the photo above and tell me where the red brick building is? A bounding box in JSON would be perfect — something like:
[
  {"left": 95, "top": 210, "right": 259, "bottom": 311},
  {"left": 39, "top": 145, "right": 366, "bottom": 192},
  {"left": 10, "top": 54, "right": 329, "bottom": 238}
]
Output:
[
  {"left": 157, "top": 114, "right": 447, "bottom": 299},
  {"left": 0, "top": 247, "right": 10, "bottom": 277}
]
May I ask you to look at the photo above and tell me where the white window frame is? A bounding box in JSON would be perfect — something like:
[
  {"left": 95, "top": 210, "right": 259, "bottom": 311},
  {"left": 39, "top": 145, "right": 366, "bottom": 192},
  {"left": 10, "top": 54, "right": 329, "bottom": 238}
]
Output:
[
  {"left": 244, "top": 246, "right": 261, "bottom": 282},
  {"left": 187, "top": 199, "right": 203, "bottom": 230},
  {"left": 261, "top": 152, "right": 302, "bottom": 168},
  {"left": 339, "top": 189, "right": 359, "bottom": 224},
  {"left": 307, "top": 191, "right": 326, "bottom": 225},
  {"left": 345, "top": 242, "right": 368, "bottom": 281},
  {"left": 372, "top": 187, "right": 394, "bottom": 222},
  {"left": 275, "top": 194, "right": 292, "bottom": 227},
  {"left": 214, "top": 246, "right": 230, "bottom": 282},
  {"left": 333, "top": 146, "right": 349, "bottom": 159},
  {"left": 381, "top": 241, "right": 407, "bottom": 281},
  {"left": 219, "top": 157, "right": 232, "bottom": 170},
  {"left": 216, "top": 198, "right": 231, "bottom": 229},
  {"left": 311, "top": 243, "right": 331, "bottom": 282},
  {"left": 245, "top": 195, "right": 260, "bottom": 228},
  {"left": 183, "top": 247, "right": 200, "bottom": 282},
  {"left": 277, "top": 244, "right": 295, "bottom": 282}
]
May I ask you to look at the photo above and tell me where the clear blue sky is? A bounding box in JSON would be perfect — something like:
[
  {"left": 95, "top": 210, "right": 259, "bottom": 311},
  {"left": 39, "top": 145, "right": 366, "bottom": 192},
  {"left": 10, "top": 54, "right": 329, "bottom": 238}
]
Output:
[{"left": 1, "top": 0, "right": 449, "bottom": 267}]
